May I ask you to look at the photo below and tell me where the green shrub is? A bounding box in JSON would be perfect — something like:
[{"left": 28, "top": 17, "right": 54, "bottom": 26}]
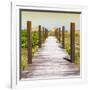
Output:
[
  {"left": 65, "top": 44, "right": 71, "bottom": 55},
  {"left": 21, "top": 48, "right": 28, "bottom": 70},
  {"left": 32, "top": 31, "right": 39, "bottom": 48},
  {"left": 21, "top": 30, "right": 39, "bottom": 70},
  {"left": 21, "top": 30, "right": 39, "bottom": 48},
  {"left": 21, "top": 30, "right": 27, "bottom": 48}
]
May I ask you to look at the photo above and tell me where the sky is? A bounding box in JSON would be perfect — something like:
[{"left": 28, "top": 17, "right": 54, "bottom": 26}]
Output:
[{"left": 21, "top": 11, "right": 80, "bottom": 31}]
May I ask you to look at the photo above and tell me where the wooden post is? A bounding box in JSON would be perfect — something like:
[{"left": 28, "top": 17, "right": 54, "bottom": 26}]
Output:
[
  {"left": 46, "top": 29, "right": 48, "bottom": 38},
  {"left": 57, "top": 29, "right": 58, "bottom": 39},
  {"left": 56, "top": 28, "right": 58, "bottom": 40},
  {"left": 62, "top": 26, "right": 65, "bottom": 48},
  {"left": 27, "top": 21, "right": 32, "bottom": 64},
  {"left": 58, "top": 27, "right": 61, "bottom": 42},
  {"left": 55, "top": 29, "right": 56, "bottom": 37},
  {"left": 57, "top": 29, "right": 59, "bottom": 40},
  {"left": 70, "top": 23, "right": 75, "bottom": 63},
  {"left": 42, "top": 27, "right": 45, "bottom": 42},
  {"left": 55, "top": 29, "right": 58, "bottom": 39},
  {"left": 38, "top": 25, "right": 41, "bottom": 48},
  {"left": 47, "top": 29, "right": 48, "bottom": 37},
  {"left": 45, "top": 28, "right": 47, "bottom": 39},
  {"left": 44, "top": 28, "right": 46, "bottom": 39}
]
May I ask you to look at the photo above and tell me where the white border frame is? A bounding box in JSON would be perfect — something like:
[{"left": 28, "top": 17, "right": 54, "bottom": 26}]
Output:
[{"left": 11, "top": 1, "right": 88, "bottom": 89}]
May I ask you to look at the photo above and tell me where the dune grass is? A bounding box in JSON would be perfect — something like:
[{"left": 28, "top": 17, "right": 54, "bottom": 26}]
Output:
[{"left": 21, "top": 46, "right": 38, "bottom": 70}]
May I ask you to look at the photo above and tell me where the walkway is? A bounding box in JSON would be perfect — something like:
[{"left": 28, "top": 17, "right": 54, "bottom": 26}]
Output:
[{"left": 21, "top": 36, "right": 80, "bottom": 80}]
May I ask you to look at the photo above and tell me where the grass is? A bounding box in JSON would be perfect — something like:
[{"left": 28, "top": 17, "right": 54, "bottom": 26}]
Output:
[
  {"left": 21, "top": 46, "right": 38, "bottom": 70},
  {"left": 74, "top": 31, "right": 80, "bottom": 68},
  {"left": 21, "top": 48, "right": 28, "bottom": 70}
]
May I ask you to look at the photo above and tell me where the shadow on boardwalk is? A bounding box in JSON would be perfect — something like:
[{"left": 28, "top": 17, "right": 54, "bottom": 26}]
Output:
[{"left": 21, "top": 36, "right": 80, "bottom": 80}]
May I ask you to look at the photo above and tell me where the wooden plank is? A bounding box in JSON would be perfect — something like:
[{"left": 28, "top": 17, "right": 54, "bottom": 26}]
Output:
[
  {"left": 70, "top": 23, "right": 75, "bottom": 63},
  {"left": 62, "top": 26, "right": 65, "bottom": 48},
  {"left": 38, "top": 25, "right": 42, "bottom": 48},
  {"left": 27, "top": 21, "right": 32, "bottom": 64}
]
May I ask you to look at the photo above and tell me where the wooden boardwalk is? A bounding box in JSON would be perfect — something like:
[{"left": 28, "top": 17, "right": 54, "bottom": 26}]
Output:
[{"left": 21, "top": 36, "right": 80, "bottom": 80}]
